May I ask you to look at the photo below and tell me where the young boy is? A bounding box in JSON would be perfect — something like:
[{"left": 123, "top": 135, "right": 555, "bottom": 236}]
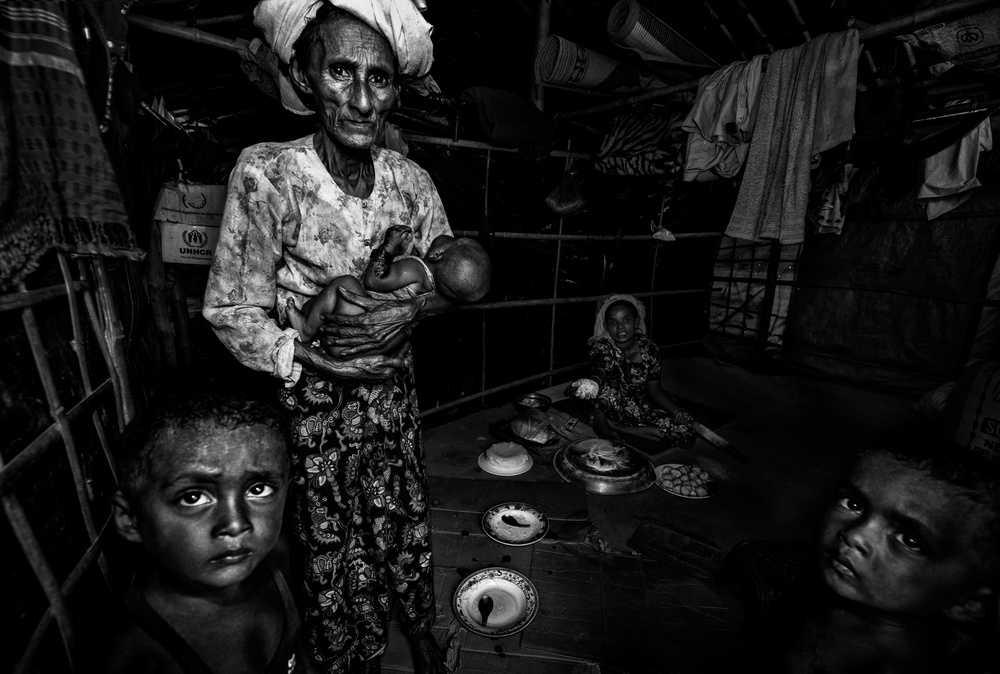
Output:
[
  {"left": 100, "top": 392, "right": 301, "bottom": 674},
  {"left": 286, "top": 225, "right": 491, "bottom": 353},
  {"left": 755, "top": 435, "right": 1000, "bottom": 673}
]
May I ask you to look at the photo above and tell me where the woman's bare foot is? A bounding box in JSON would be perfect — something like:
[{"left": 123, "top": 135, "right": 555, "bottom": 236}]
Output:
[{"left": 408, "top": 631, "right": 446, "bottom": 674}]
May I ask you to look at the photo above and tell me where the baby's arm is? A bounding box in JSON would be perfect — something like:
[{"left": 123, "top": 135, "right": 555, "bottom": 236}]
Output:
[
  {"left": 367, "top": 225, "right": 414, "bottom": 280},
  {"left": 364, "top": 258, "right": 431, "bottom": 296}
]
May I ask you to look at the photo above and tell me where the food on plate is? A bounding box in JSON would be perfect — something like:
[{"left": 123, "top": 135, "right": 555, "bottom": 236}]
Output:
[
  {"left": 571, "top": 438, "right": 631, "bottom": 472},
  {"left": 510, "top": 410, "right": 553, "bottom": 444},
  {"left": 519, "top": 396, "right": 544, "bottom": 408},
  {"left": 659, "top": 464, "right": 713, "bottom": 497}
]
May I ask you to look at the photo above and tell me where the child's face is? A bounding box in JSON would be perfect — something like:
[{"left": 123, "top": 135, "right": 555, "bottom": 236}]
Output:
[
  {"left": 819, "top": 451, "right": 992, "bottom": 616},
  {"left": 130, "top": 421, "right": 289, "bottom": 592},
  {"left": 604, "top": 304, "right": 638, "bottom": 349}
]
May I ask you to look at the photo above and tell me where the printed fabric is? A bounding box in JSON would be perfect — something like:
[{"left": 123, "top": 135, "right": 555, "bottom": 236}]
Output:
[
  {"left": 202, "top": 133, "right": 450, "bottom": 672},
  {"left": 279, "top": 368, "right": 435, "bottom": 673},
  {"left": 0, "top": 1, "right": 141, "bottom": 290},
  {"left": 589, "top": 334, "right": 695, "bottom": 448}
]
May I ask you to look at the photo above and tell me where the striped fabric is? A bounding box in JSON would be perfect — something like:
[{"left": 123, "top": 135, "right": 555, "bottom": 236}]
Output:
[{"left": 0, "top": 2, "right": 140, "bottom": 290}]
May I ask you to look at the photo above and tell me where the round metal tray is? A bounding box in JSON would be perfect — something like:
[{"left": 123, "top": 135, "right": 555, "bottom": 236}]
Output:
[{"left": 552, "top": 439, "right": 655, "bottom": 495}]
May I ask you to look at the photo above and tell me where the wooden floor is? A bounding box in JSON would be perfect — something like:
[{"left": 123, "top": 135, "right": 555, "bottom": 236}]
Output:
[{"left": 380, "top": 355, "right": 919, "bottom": 673}]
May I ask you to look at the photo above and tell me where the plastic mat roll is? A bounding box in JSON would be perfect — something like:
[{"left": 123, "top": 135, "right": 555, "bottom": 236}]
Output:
[
  {"left": 607, "top": 0, "right": 717, "bottom": 68},
  {"left": 534, "top": 34, "right": 665, "bottom": 96}
]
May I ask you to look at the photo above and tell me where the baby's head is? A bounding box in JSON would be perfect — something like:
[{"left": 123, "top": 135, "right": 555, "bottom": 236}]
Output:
[
  {"left": 112, "top": 392, "right": 290, "bottom": 592},
  {"left": 819, "top": 436, "right": 1000, "bottom": 621},
  {"left": 428, "top": 236, "right": 491, "bottom": 303}
]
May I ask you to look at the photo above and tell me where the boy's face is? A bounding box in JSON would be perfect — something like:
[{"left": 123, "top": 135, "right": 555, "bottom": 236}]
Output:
[
  {"left": 605, "top": 303, "right": 638, "bottom": 349},
  {"left": 127, "top": 421, "right": 289, "bottom": 592},
  {"left": 819, "top": 451, "right": 992, "bottom": 616}
]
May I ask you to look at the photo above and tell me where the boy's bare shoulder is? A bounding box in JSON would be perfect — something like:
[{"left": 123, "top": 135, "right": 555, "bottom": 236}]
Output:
[{"left": 95, "top": 616, "right": 186, "bottom": 674}]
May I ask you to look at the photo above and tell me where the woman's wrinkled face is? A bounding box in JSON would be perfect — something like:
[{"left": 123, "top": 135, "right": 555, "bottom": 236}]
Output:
[{"left": 294, "top": 16, "right": 398, "bottom": 151}]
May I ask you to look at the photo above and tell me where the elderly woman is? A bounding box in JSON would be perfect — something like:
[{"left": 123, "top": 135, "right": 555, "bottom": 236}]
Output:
[{"left": 202, "top": 1, "right": 453, "bottom": 672}]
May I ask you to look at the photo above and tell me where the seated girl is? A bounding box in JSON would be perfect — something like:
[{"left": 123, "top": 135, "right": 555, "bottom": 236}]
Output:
[{"left": 568, "top": 294, "right": 695, "bottom": 450}]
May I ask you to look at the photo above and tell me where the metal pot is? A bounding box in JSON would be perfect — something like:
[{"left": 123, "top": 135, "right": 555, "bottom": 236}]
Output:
[{"left": 552, "top": 439, "right": 655, "bottom": 495}]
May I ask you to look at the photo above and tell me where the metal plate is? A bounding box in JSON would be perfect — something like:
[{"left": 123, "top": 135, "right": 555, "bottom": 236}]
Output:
[
  {"left": 453, "top": 567, "right": 539, "bottom": 638},
  {"left": 481, "top": 502, "right": 549, "bottom": 546}
]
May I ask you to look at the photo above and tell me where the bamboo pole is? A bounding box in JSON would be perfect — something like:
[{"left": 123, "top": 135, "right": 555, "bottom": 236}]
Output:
[
  {"left": 0, "top": 459, "right": 77, "bottom": 670},
  {"left": 452, "top": 230, "right": 723, "bottom": 241},
  {"left": 15, "top": 519, "right": 114, "bottom": 674},
  {"left": 20, "top": 286, "right": 106, "bottom": 574},
  {"left": 408, "top": 133, "right": 591, "bottom": 159},
  {"left": 79, "top": 261, "right": 126, "bottom": 432},
  {"left": 58, "top": 254, "right": 118, "bottom": 485},
  {"left": 127, "top": 13, "right": 239, "bottom": 51},
  {"left": 94, "top": 260, "right": 136, "bottom": 424},
  {"left": 454, "top": 287, "right": 715, "bottom": 313},
  {"left": 548, "top": 141, "right": 572, "bottom": 386},
  {"left": 530, "top": 0, "right": 552, "bottom": 111},
  {"left": 0, "top": 380, "right": 114, "bottom": 495},
  {"left": 0, "top": 282, "right": 85, "bottom": 312},
  {"left": 555, "top": 0, "right": 999, "bottom": 121}
]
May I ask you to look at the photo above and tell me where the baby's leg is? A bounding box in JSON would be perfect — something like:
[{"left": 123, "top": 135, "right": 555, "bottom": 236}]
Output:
[{"left": 288, "top": 276, "right": 367, "bottom": 343}]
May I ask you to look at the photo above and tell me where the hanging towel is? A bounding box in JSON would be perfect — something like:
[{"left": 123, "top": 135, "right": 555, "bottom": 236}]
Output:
[
  {"left": 918, "top": 116, "right": 993, "bottom": 220},
  {"left": 681, "top": 55, "right": 766, "bottom": 182},
  {"left": 726, "top": 30, "right": 859, "bottom": 245},
  {"left": 0, "top": 1, "right": 140, "bottom": 290}
]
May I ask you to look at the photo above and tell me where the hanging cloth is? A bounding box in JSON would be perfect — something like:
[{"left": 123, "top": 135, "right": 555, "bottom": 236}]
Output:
[
  {"left": 681, "top": 55, "right": 765, "bottom": 182},
  {"left": 0, "top": 1, "right": 140, "bottom": 290},
  {"left": 918, "top": 116, "right": 993, "bottom": 220},
  {"left": 726, "top": 30, "right": 859, "bottom": 245}
]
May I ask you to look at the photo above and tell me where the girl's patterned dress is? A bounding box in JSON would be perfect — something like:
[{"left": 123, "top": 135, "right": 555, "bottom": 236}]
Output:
[{"left": 589, "top": 334, "right": 695, "bottom": 448}]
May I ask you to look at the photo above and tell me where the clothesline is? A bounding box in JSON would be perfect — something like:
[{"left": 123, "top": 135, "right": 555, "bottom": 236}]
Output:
[{"left": 552, "top": 0, "right": 997, "bottom": 121}]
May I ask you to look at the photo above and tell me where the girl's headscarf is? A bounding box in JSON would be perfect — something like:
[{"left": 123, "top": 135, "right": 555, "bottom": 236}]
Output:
[
  {"left": 252, "top": 0, "right": 435, "bottom": 114},
  {"left": 589, "top": 293, "right": 647, "bottom": 345}
]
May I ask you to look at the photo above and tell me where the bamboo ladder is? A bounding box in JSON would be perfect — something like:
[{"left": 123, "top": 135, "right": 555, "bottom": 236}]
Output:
[{"left": 1, "top": 252, "right": 136, "bottom": 673}]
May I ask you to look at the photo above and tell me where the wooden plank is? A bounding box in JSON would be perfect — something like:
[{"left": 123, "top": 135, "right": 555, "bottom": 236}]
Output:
[{"left": 431, "top": 531, "right": 534, "bottom": 571}]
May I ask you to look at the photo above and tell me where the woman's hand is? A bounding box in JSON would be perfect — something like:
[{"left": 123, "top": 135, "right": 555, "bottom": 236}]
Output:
[
  {"left": 294, "top": 340, "right": 406, "bottom": 380},
  {"left": 565, "top": 378, "right": 600, "bottom": 400},
  {"left": 319, "top": 288, "right": 420, "bottom": 357}
]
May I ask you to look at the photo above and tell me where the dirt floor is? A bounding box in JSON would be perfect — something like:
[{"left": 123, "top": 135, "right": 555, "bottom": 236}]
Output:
[{"left": 380, "top": 354, "right": 921, "bottom": 673}]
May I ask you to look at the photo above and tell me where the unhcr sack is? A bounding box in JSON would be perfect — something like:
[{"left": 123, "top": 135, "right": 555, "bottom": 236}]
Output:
[{"left": 154, "top": 182, "right": 226, "bottom": 265}]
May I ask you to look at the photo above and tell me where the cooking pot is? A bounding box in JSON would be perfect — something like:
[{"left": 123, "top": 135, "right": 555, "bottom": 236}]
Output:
[{"left": 552, "top": 439, "right": 655, "bottom": 495}]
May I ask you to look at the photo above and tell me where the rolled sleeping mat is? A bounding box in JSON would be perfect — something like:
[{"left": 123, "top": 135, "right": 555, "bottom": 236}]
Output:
[
  {"left": 607, "top": 0, "right": 717, "bottom": 69},
  {"left": 534, "top": 34, "right": 666, "bottom": 96}
]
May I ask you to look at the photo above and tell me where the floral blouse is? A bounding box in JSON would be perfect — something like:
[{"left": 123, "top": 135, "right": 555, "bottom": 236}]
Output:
[
  {"left": 203, "top": 135, "right": 452, "bottom": 379},
  {"left": 590, "top": 334, "right": 664, "bottom": 426}
]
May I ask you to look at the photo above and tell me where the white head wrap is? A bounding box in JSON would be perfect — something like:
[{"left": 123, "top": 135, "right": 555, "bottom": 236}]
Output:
[
  {"left": 253, "top": 0, "right": 434, "bottom": 115},
  {"left": 590, "top": 294, "right": 648, "bottom": 345}
]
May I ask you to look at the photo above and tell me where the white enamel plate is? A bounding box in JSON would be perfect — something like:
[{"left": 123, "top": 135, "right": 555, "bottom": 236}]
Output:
[
  {"left": 453, "top": 567, "right": 539, "bottom": 638},
  {"left": 481, "top": 502, "right": 549, "bottom": 546}
]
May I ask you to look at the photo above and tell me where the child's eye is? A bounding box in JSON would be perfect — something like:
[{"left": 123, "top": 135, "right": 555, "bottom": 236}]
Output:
[
  {"left": 893, "top": 532, "right": 925, "bottom": 553},
  {"left": 247, "top": 483, "right": 277, "bottom": 499},
  {"left": 177, "top": 491, "right": 213, "bottom": 507},
  {"left": 836, "top": 496, "right": 863, "bottom": 513}
]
